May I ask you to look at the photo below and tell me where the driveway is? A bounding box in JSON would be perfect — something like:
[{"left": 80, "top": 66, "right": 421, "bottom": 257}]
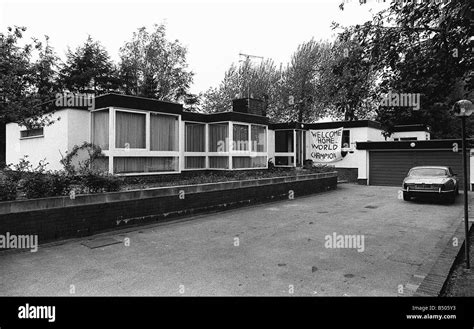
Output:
[{"left": 0, "top": 184, "right": 463, "bottom": 296}]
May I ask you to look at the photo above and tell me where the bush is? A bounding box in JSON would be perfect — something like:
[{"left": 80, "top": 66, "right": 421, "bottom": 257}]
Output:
[
  {"left": 0, "top": 175, "right": 17, "bottom": 201},
  {"left": 21, "top": 171, "right": 74, "bottom": 199},
  {"left": 80, "top": 170, "right": 123, "bottom": 194}
]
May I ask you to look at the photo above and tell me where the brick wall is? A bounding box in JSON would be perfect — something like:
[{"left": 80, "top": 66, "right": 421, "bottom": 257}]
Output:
[{"left": 0, "top": 174, "right": 337, "bottom": 245}]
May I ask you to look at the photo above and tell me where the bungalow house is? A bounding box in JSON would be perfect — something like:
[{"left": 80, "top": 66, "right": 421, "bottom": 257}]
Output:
[
  {"left": 9, "top": 93, "right": 455, "bottom": 187},
  {"left": 6, "top": 94, "right": 269, "bottom": 174}
]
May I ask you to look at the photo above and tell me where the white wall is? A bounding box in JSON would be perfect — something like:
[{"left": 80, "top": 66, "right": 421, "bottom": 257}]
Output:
[
  {"left": 67, "top": 109, "right": 91, "bottom": 150},
  {"left": 267, "top": 129, "right": 275, "bottom": 163},
  {"left": 6, "top": 109, "right": 91, "bottom": 171}
]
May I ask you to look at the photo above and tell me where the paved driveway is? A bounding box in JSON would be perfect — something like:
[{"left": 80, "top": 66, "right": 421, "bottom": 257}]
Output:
[{"left": 0, "top": 184, "right": 463, "bottom": 296}]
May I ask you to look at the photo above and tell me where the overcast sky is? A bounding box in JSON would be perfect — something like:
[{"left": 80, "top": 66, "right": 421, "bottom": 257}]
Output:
[{"left": 1, "top": 0, "right": 387, "bottom": 94}]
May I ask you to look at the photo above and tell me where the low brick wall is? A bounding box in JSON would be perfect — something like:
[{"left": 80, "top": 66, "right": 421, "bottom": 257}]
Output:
[{"left": 0, "top": 172, "right": 337, "bottom": 245}]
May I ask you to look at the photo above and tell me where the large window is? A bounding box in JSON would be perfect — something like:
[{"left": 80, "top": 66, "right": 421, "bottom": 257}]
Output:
[
  {"left": 92, "top": 110, "right": 109, "bottom": 150},
  {"left": 251, "top": 125, "right": 266, "bottom": 152},
  {"left": 150, "top": 113, "right": 178, "bottom": 151},
  {"left": 233, "top": 124, "right": 249, "bottom": 151},
  {"left": 114, "top": 157, "right": 178, "bottom": 173},
  {"left": 185, "top": 123, "right": 205, "bottom": 152},
  {"left": 115, "top": 111, "right": 146, "bottom": 149},
  {"left": 209, "top": 123, "right": 228, "bottom": 152}
]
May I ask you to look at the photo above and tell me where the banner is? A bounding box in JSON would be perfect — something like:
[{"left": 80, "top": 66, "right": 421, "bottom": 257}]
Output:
[{"left": 310, "top": 128, "right": 343, "bottom": 162}]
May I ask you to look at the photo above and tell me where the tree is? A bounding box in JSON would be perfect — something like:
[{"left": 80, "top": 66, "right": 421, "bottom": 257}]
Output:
[
  {"left": 337, "top": 0, "right": 473, "bottom": 138},
  {"left": 317, "top": 39, "right": 377, "bottom": 121},
  {"left": 118, "top": 24, "right": 194, "bottom": 102},
  {"left": 59, "top": 36, "right": 119, "bottom": 94},
  {"left": 201, "top": 58, "right": 280, "bottom": 114},
  {"left": 0, "top": 26, "right": 59, "bottom": 126},
  {"left": 282, "top": 39, "right": 327, "bottom": 122}
]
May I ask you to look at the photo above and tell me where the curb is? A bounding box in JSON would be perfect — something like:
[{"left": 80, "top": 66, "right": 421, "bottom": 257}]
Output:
[{"left": 413, "top": 221, "right": 471, "bottom": 296}]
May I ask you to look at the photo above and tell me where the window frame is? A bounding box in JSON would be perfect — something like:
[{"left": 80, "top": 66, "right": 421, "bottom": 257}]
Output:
[
  {"left": 20, "top": 127, "right": 44, "bottom": 140},
  {"left": 92, "top": 107, "right": 181, "bottom": 175}
]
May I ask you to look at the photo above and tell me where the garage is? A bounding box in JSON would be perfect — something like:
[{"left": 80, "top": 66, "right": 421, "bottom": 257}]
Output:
[{"left": 357, "top": 140, "right": 472, "bottom": 188}]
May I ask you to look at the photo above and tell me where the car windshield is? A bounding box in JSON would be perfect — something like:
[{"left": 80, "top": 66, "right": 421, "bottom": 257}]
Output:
[{"left": 409, "top": 168, "right": 448, "bottom": 177}]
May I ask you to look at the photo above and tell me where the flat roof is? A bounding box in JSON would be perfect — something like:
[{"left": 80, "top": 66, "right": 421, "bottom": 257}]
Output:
[
  {"left": 392, "top": 124, "right": 430, "bottom": 132},
  {"left": 269, "top": 120, "right": 383, "bottom": 130},
  {"left": 94, "top": 93, "right": 183, "bottom": 114},
  {"left": 357, "top": 139, "right": 474, "bottom": 150}
]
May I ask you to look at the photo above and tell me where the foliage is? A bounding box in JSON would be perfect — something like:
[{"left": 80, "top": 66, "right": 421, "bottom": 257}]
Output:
[
  {"left": 0, "top": 26, "right": 59, "bottom": 126},
  {"left": 317, "top": 39, "right": 377, "bottom": 121},
  {"left": 60, "top": 142, "right": 106, "bottom": 175},
  {"left": 21, "top": 171, "right": 72, "bottom": 199},
  {"left": 201, "top": 58, "right": 279, "bottom": 114},
  {"left": 79, "top": 169, "right": 123, "bottom": 194},
  {"left": 118, "top": 23, "right": 194, "bottom": 102},
  {"left": 1, "top": 152, "right": 122, "bottom": 200},
  {"left": 59, "top": 36, "right": 119, "bottom": 94},
  {"left": 0, "top": 174, "right": 17, "bottom": 201},
  {"left": 5, "top": 156, "right": 49, "bottom": 183},
  {"left": 336, "top": 1, "right": 473, "bottom": 137},
  {"left": 279, "top": 39, "right": 330, "bottom": 122}
]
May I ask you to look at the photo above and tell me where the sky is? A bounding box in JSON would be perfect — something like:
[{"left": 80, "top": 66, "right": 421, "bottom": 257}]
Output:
[{"left": 0, "top": 0, "right": 388, "bottom": 94}]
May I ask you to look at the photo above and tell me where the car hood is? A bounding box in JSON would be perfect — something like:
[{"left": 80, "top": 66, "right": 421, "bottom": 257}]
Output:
[{"left": 404, "top": 176, "right": 450, "bottom": 184}]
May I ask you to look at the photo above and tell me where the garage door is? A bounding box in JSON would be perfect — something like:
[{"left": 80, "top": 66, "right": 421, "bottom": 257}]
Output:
[{"left": 369, "top": 150, "right": 468, "bottom": 188}]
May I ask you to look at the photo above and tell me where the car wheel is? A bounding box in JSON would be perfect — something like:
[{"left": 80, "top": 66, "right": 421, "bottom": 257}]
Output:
[{"left": 403, "top": 191, "right": 411, "bottom": 201}]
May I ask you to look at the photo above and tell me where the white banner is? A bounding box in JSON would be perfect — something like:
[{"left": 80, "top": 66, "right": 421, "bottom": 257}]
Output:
[{"left": 309, "top": 128, "right": 343, "bottom": 163}]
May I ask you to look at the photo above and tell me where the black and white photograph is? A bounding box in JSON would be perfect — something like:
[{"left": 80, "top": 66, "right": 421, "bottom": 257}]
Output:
[{"left": 0, "top": 0, "right": 473, "bottom": 327}]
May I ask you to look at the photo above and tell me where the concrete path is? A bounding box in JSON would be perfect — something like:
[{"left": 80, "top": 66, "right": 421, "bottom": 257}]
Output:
[{"left": 0, "top": 184, "right": 463, "bottom": 296}]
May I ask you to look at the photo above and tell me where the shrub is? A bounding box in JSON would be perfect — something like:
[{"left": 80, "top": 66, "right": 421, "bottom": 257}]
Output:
[
  {"left": 21, "top": 172, "right": 50, "bottom": 199},
  {"left": 80, "top": 170, "right": 123, "bottom": 194},
  {"left": 5, "top": 156, "right": 49, "bottom": 183},
  {"left": 20, "top": 171, "right": 74, "bottom": 199},
  {"left": 0, "top": 175, "right": 17, "bottom": 201},
  {"left": 47, "top": 171, "right": 74, "bottom": 196}
]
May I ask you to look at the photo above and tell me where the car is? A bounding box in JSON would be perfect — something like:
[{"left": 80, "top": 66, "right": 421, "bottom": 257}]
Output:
[{"left": 402, "top": 166, "right": 459, "bottom": 203}]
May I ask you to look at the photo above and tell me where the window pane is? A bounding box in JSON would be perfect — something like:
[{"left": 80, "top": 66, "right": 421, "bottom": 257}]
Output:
[
  {"left": 185, "top": 156, "right": 205, "bottom": 169},
  {"left": 275, "top": 130, "right": 293, "bottom": 152},
  {"left": 150, "top": 114, "right": 178, "bottom": 151},
  {"left": 185, "top": 123, "right": 205, "bottom": 152},
  {"left": 233, "top": 156, "right": 267, "bottom": 169},
  {"left": 20, "top": 128, "right": 44, "bottom": 138},
  {"left": 233, "top": 124, "right": 249, "bottom": 151},
  {"left": 209, "top": 156, "right": 228, "bottom": 169},
  {"left": 92, "top": 110, "right": 109, "bottom": 150},
  {"left": 342, "top": 130, "right": 350, "bottom": 147},
  {"left": 114, "top": 157, "right": 178, "bottom": 173},
  {"left": 115, "top": 111, "right": 146, "bottom": 149},
  {"left": 209, "top": 123, "right": 228, "bottom": 152},
  {"left": 251, "top": 125, "right": 266, "bottom": 152}
]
